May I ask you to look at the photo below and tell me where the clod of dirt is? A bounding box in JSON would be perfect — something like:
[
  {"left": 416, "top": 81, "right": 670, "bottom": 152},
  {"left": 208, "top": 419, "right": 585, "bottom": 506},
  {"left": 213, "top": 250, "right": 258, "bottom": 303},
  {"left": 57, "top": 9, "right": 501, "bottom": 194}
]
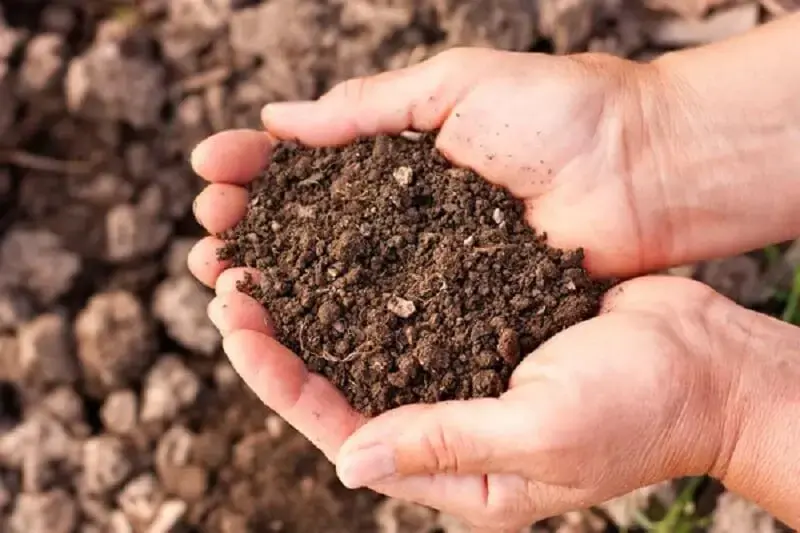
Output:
[
  {"left": 152, "top": 277, "right": 220, "bottom": 356},
  {"left": 220, "top": 134, "right": 605, "bottom": 415},
  {"left": 435, "top": 0, "right": 538, "bottom": 50},
  {"left": 17, "top": 313, "right": 78, "bottom": 388},
  {"left": 375, "top": 498, "right": 437, "bottom": 533},
  {"left": 81, "top": 436, "right": 133, "bottom": 495},
  {"left": 105, "top": 198, "right": 172, "bottom": 263},
  {"left": 148, "top": 499, "right": 188, "bottom": 533},
  {"left": 18, "top": 33, "right": 66, "bottom": 95},
  {"left": 710, "top": 492, "right": 777, "bottom": 533},
  {"left": 65, "top": 39, "right": 166, "bottom": 128},
  {"left": 0, "top": 291, "right": 34, "bottom": 331},
  {"left": 9, "top": 489, "right": 77, "bottom": 533},
  {"left": 74, "top": 291, "right": 155, "bottom": 394},
  {"left": 118, "top": 473, "right": 165, "bottom": 527},
  {"left": 101, "top": 390, "right": 139, "bottom": 435},
  {"left": 140, "top": 355, "right": 201, "bottom": 423},
  {"left": 0, "top": 229, "right": 81, "bottom": 306},
  {"left": 39, "top": 386, "right": 89, "bottom": 438},
  {"left": 0, "top": 335, "right": 20, "bottom": 382},
  {"left": 0, "top": 412, "right": 78, "bottom": 470}
]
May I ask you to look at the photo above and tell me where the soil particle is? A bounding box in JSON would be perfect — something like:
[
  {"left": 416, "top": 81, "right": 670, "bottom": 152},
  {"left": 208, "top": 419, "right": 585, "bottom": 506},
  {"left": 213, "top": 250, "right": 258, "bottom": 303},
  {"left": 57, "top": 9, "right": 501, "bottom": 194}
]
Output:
[
  {"left": 710, "top": 492, "right": 777, "bottom": 533},
  {"left": 18, "top": 33, "right": 65, "bottom": 95},
  {"left": 117, "top": 473, "right": 165, "bottom": 527},
  {"left": 221, "top": 134, "right": 605, "bottom": 415},
  {"left": 17, "top": 313, "right": 78, "bottom": 388},
  {"left": 0, "top": 335, "right": 20, "bottom": 382},
  {"left": 140, "top": 355, "right": 201, "bottom": 423},
  {"left": 105, "top": 200, "right": 172, "bottom": 263},
  {"left": 65, "top": 39, "right": 166, "bottom": 128},
  {"left": 9, "top": 489, "right": 77, "bottom": 533},
  {"left": 81, "top": 435, "right": 133, "bottom": 495},
  {"left": 0, "top": 412, "right": 78, "bottom": 470},
  {"left": 74, "top": 291, "right": 155, "bottom": 394},
  {"left": 101, "top": 390, "right": 139, "bottom": 435},
  {"left": 0, "top": 228, "right": 81, "bottom": 306},
  {"left": 152, "top": 277, "right": 220, "bottom": 356},
  {"left": 165, "top": 238, "right": 198, "bottom": 277},
  {"left": 0, "top": 289, "right": 33, "bottom": 331},
  {"left": 375, "top": 498, "right": 437, "bottom": 533},
  {"left": 39, "top": 386, "right": 89, "bottom": 438}
]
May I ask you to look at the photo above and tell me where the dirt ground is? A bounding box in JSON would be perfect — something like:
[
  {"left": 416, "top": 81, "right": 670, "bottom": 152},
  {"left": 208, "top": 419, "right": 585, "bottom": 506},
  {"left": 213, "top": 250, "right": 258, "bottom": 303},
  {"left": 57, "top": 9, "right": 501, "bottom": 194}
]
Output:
[{"left": 0, "top": 0, "right": 796, "bottom": 532}]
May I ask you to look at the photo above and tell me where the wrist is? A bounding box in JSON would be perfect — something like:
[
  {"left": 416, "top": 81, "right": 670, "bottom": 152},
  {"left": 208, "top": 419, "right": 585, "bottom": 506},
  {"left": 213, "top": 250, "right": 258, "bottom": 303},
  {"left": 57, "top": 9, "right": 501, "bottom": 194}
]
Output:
[{"left": 709, "top": 306, "right": 800, "bottom": 527}]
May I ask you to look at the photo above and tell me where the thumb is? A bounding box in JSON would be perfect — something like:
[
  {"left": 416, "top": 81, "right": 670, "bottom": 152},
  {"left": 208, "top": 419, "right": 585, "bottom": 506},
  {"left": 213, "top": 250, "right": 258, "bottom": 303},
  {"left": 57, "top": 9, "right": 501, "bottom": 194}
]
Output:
[
  {"left": 260, "top": 48, "right": 500, "bottom": 146},
  {"left": 335, "top": 396, "right": 534, "bottom": 489}
]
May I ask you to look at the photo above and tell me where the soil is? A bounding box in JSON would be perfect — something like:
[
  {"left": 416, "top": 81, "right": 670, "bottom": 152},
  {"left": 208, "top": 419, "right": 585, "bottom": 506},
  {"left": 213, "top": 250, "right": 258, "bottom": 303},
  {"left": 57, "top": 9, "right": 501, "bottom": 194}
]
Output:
[
  {"left": 219, "top": 134, "right": 605, "bottom": 415},
  {"left": 0, "top": 0, "right": 788, "bottom": 532}
]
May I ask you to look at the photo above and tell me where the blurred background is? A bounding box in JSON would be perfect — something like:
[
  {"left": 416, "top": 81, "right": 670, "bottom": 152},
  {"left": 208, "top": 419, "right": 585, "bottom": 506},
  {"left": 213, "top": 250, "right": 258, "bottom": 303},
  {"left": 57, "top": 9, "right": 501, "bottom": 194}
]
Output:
[{"left": 0, "top": 0, "right": 797, "bottom": 532}]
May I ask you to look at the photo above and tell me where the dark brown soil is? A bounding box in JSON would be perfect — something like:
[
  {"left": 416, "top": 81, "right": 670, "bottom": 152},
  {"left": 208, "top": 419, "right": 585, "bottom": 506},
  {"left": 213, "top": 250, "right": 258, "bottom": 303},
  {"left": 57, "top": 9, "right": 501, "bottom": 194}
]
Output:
[{"left": 219, "top": 134, "right": 605, "bottom": 416}]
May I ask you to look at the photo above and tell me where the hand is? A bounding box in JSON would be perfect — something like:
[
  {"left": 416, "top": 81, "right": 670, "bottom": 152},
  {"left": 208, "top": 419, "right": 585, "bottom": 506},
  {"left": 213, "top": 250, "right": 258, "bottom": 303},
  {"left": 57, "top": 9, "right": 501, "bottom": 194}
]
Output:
[{"left": 187, "top": 47, "right": 800, "bottom": 530}]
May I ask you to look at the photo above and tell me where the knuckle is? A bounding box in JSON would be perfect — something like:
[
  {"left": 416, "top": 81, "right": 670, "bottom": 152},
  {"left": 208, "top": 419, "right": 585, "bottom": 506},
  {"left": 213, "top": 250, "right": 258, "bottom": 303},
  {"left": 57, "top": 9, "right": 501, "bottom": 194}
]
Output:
[{"left": 418, "top": 424, "right": 460, "bottom": 473}]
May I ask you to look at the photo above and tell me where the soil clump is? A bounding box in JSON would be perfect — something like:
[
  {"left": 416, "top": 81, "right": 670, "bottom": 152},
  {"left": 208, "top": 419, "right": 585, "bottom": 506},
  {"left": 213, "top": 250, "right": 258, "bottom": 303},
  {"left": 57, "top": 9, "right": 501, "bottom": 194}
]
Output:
[{"left": 220, "top": 134, "right": 606, "bottom": 415}]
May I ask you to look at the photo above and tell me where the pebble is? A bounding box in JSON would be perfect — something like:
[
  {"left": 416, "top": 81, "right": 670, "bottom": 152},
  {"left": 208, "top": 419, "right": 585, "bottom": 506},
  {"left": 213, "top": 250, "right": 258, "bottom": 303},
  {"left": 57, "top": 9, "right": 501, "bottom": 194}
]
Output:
[
  {"left": 387, "top": 296, "right": 416, "bottom": 318},
  {"left": 9, "top": 490, "right": 77, "bottom": 533},
  {"left": 101, "top": 390, "right": 139, "bottom": 435},
  {"left": 18, "top": 33, "right": 66, "bottom": 93},
  {"left": 140, "top": 355, "right": 201, "bottom": 423},
  {"left": 82, "top": 436, "right": 133, "bottom": 495},
  {"left": 75, "top": 291, "right": 154, "bottom": 392},
  {"left": 152, "top": 277, "right": 220, "bottom": 356},
  {"left": 18, "top": 313, "right": 78, "bottom": 387},
  {"left": 0, "top": 228, "right": 81, "bottom": 305},
  {"left": 118, "top": 473, "right": 165, "bottom": 525}
]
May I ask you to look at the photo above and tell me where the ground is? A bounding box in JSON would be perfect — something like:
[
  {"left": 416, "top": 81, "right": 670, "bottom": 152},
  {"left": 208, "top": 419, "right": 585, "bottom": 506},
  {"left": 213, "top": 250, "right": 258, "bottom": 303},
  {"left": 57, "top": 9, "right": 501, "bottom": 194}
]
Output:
[{"left": 0, "top": 0, "right": 797, "bottom": 532}]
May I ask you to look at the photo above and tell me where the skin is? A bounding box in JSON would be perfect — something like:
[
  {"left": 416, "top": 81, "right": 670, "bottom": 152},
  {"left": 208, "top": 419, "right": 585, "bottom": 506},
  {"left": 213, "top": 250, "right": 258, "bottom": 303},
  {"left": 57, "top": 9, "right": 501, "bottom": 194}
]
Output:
[{"left": 188, "top": 13, "right": 800, "bottom": 533}]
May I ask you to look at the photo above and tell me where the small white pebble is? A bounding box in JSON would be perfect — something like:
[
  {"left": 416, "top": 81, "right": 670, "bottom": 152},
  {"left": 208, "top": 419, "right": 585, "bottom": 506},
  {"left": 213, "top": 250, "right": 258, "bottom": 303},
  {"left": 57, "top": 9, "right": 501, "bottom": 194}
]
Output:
[
  {"left": 387, "top": 296, "right": 416, "bottom": 318},
  {"left": 400, "top": 130, "right": 423, "bottom": 142},
  {"left": 463, "top": 235, "right": 475, "bottom": 246},
  {"left": 270, "top": 221, "right": 281, "bottom": 232},
  {"left": 265, "top": 416, "right": 285, "bottom": 439},
  {"left": 392, "top": 166, "right": 414, "bottom": 187},
  {"left": 492, "top": 208, "right": 505, "bottom": 225}
]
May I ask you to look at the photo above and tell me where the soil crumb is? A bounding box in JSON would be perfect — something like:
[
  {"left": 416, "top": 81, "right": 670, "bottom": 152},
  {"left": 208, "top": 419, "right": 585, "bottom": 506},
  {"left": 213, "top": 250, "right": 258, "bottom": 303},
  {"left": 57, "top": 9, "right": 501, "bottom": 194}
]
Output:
[{"left": 219, "top": 134, "right": 606, "bottom": 416}]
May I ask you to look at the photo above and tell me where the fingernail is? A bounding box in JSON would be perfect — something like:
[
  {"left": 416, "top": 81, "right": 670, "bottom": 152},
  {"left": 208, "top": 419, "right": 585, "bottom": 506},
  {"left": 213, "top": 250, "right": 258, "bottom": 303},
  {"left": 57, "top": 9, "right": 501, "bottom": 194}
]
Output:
[
  {"left": 207, "top": 299, "right": 229, "bottom": 335},
  {"left": 337, "top": 445, "right": 396, "bottom": 489}
]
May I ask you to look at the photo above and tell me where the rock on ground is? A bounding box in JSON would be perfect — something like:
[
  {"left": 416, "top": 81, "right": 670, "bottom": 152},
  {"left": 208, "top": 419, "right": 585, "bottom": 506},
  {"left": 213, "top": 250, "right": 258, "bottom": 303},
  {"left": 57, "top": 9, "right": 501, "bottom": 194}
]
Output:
[
  {"left": 0, "top": 290, "right": 34, "bottom": 330},
  {"left": 375, "top": 498, "right": 438, "bottom": 533},
  {"left": 66, "top": 39, "right": 166, "bottom": 128},
  {"left": 710, "top": 493, "right": 778, "bottom": 533},
  {"left": 17, "top": 313, "right": 78, "bottom": 388},
  {"left": 140, "top": 355, "right": 201, "bottom": 423},
  {"left": 0, "top": 228, "right": 81, "bottom": 305},
  {"left": 9, "top": 490, "right": 78, "bottom": 533},
  {"left": 18, "top": 33, "right": 66, "bottom": 94},
  {"left": 101, "top": 390, "right": 139, "bottom": 435},
  {"left": 105, "top": 193, "right": 173, "bottom": 262},
  {"left": 152, "top": 277, "right": 219, "bottom": 356},
  {"left": 118, "top": 473, "right": 165, "bottom": 527},
  {"left": 81, "top": 436, "right": 134, "bottom": 495},
  {"left": 75, "top": 291, "right": 155, "bottom": 392}
]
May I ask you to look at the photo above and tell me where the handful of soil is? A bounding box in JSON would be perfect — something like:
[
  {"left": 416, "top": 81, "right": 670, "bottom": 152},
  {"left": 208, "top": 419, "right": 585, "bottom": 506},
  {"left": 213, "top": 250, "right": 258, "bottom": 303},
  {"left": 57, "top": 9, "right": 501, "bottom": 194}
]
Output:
[{"left": 218, "top": 134, "right": 606, "bottom": 416}]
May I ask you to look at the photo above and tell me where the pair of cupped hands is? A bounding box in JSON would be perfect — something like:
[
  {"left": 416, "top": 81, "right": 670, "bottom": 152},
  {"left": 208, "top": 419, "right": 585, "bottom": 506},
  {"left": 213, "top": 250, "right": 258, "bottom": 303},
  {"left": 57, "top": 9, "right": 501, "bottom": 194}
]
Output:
[{"left": 187, "top": 48, "right": 798, "bottom": 531}]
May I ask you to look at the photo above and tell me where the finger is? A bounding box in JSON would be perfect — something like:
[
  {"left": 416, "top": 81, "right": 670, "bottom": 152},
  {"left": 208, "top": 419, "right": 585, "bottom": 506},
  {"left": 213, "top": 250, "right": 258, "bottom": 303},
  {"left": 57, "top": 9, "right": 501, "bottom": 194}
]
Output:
[
  {"left": 187, "top": 236, "right": 230, "bottom": 288},
  {"left": 207, "top": 292, "right": 275, "bottom": 337},
  {"left": 261, "top": 48, "right": 504, "bottom": 146},
  {"left": 335, "top": 397, "right": 533, "bottom": 488},
  {"left": 216, "top": 267, "right": 261, "bottom": 295},
  {"left": 223, "top": 329, "right": 364, "bottom": 460},
  {"left": 193, "top": 184, "right": 249, "bottom": 234},
  {"left": 191, "top": 129, "right": 273, "bottom": 184}
]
